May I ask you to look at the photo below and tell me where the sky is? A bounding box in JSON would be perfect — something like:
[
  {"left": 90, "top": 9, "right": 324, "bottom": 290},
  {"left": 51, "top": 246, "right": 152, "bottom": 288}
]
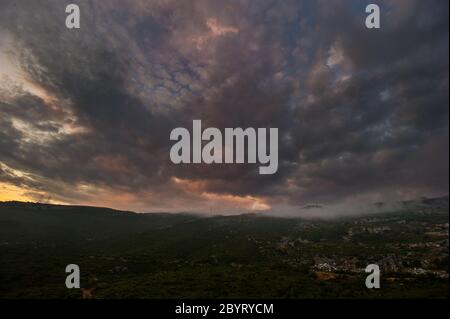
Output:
[{"left": 0, "top": 0, "right": 448, "bottom": 214}]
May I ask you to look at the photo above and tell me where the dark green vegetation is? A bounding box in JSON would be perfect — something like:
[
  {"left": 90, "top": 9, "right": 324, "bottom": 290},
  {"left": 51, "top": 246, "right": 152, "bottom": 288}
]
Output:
[{"left": 0, "top": 197, "right": 448, "bottom": 299}]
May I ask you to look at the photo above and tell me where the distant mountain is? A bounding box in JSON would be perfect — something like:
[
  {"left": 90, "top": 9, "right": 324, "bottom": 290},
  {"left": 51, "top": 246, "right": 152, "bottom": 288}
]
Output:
[
  {"left": 302, "top": 203, "right": 324, "bottom": 209},
  {"left": 420, "top": 195, "right": 449, "bottom": 207},
  {"left": 370, "top": 195, "right": 449, "bottom": 210},
  {"left": 0, "top": 201, "right": 198, "bottom": 243},
  {"left": 399, "top": 195, "right": 449, "bottom": 210}
]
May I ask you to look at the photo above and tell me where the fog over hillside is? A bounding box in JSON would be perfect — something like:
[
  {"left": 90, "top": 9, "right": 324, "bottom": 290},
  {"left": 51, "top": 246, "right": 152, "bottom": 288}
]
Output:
[{"left": 258, "top": 196, "right": 448, "bottom": 219}]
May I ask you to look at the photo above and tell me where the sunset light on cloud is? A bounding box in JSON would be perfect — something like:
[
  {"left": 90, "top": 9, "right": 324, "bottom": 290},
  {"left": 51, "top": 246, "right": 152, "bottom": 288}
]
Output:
[{"left": 0, "top": 0, "right": 448, "bottom": 215}]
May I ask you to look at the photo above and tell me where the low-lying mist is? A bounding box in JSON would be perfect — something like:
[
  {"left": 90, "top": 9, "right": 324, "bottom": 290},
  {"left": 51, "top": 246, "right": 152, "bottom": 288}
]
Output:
[{"left": 260, "top": 195, "right": 448, "bottom": 220}]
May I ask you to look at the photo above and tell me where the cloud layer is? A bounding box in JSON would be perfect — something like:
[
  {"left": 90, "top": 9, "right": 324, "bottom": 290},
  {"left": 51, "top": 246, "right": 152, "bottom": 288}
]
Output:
[{"left": 0, "top": 0, "right": 448, "bottom": 214}]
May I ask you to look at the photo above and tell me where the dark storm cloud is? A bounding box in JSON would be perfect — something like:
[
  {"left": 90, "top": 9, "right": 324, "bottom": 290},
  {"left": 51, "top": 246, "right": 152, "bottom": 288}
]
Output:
[{"left": 0, "top": 0, "right": 448, "bottom": 212}]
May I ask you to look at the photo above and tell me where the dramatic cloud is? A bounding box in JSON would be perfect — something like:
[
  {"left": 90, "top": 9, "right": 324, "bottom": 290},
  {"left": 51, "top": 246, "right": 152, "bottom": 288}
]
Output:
[{"left": 0, "top": 0, "right": 448, "bottom": 214}]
